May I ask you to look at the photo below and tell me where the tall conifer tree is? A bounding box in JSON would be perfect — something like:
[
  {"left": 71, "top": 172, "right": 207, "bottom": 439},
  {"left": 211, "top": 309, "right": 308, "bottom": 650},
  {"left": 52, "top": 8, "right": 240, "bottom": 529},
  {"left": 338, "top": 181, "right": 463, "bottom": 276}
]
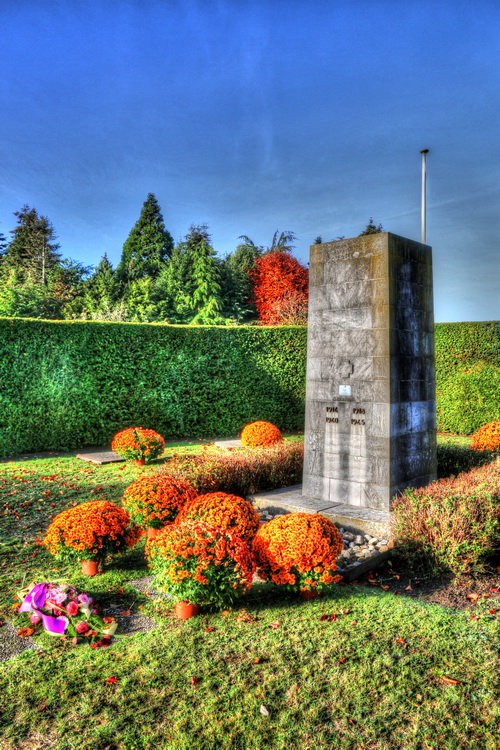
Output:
[
  {"left": 116, "top": 193, "right": 173, "bottom": 285},
  {"left": 2, "top": 205, "right": 61, "bottom": 284}
]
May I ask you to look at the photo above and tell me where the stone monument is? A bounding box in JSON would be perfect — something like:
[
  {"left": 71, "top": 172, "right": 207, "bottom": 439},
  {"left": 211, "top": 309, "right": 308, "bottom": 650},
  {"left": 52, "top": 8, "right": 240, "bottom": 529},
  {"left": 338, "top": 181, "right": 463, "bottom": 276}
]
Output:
[
  {"left": 303, "top": 232, "right": 436, "bottom": 516},
  {"left": 251, "top": 231, "right": 436, "bottom": 540}
]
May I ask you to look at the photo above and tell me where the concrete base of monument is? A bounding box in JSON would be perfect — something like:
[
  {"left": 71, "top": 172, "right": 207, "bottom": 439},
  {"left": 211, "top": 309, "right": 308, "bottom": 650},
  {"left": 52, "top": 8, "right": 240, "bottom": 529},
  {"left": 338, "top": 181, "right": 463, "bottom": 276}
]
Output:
[{"left": 249, "top": 485, "right": 392, "bottom": 540}]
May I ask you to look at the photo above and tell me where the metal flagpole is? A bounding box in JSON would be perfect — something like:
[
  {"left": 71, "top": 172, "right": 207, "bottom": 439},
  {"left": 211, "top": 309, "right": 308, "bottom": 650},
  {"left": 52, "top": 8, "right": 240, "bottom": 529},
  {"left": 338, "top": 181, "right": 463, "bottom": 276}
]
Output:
[{"left": 420, "top": 148, "right": 429, "bottom": 244}]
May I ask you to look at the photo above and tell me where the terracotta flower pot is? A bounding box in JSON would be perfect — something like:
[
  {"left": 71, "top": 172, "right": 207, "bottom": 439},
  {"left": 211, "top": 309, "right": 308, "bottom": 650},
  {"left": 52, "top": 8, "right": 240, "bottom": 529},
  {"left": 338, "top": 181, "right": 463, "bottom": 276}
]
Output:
[
  {"left": 147, "top": 526, "right": 163, "bottom": 539},
  {"left": 174, "top": 600, "right": 201, "bottom": 620},
  {"left": 134, "top": 458, "right": 146, "bottom": 466},
  {"left": 300, "top": 589, "right": 319, "bottom": 601},
  {"left": 81, "top": 560, "right": 98, "bottom": 576}
]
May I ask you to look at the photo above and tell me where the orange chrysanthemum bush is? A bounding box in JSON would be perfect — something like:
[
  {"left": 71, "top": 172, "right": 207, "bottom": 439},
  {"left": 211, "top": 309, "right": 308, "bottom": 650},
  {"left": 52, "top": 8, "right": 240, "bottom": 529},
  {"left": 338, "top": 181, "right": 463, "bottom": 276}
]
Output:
[
  {"left": 471, "top": 421, "right": 500, "bottom": 453},
  {"left": 241, "top": 421, "right": 283, "bottom": 448},
  {"left": 146, "top": 520, "right": 256, "bottom": 606},
  {"left": 253, "top": 513, "right": 344, "bottom": 593},
  {"left": 176, "top": 492, "right": 261, "bottom": 544},
  {"left": 42, "top": 501, "right": 141, "bottom": 565},
  {"left": 111, "top": 427, "right": 165, "bottom": 462},
  {"left": 122, "top": 475, "right": 198, "bottom": 530}
]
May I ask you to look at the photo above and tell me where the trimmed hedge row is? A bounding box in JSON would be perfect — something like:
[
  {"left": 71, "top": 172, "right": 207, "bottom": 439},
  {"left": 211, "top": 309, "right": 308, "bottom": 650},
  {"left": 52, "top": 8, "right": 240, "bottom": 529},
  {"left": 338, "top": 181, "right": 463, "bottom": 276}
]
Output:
[
  {"left": 435, "top": 321, "right": 500, "bottom": 434},
  {"left": 0, "top": 319, "right": 307, "bottom": 457},
  {"left": 0, "top": 319, "right": 498, "bottom": 457}
]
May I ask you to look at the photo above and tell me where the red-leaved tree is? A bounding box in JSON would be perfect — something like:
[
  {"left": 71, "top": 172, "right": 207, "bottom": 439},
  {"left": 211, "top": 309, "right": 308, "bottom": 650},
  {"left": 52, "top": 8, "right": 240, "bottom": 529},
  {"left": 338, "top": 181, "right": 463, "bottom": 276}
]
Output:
[{"left": 251, "top": 251, "right": 308, "bottom": 325}]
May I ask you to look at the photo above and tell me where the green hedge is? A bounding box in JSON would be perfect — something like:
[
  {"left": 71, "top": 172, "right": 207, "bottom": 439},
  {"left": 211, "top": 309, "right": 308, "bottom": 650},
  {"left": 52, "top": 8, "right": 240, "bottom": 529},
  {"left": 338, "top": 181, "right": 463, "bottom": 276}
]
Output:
[
  {"left": 0, "top": 319, "right": 307, "bottom": 458},
  {"left": 435, "top": 322, "right": 500, "bottom": 435},
  {"left": 0, "top": 319, "right": 498, "bottom": 457}
]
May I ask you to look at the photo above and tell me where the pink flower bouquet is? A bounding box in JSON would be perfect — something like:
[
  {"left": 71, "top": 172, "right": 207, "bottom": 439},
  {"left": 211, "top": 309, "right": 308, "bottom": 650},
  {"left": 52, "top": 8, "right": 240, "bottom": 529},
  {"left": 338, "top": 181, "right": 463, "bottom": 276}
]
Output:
[{"left": 17, "top": 582, "right": 118, "bottom": 647}]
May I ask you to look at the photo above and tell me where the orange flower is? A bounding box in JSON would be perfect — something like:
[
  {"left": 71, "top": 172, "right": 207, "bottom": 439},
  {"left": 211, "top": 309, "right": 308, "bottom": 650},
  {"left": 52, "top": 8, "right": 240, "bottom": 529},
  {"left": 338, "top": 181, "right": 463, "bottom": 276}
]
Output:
[
  {"left": 176, "top": 492, "right": 261, "bottom": 544},
  {"left": 42, "top": 501, "right": 141, "bottom": 562},
  {"left": 122, "top": 475, "right": 197, "bottom": 528},
  {"left": 146, "top": 520, "right": 256, "bottom": 606},
  {"left": 252, "top": 513, "right": 344, "bottom": 592},
  {"left": 240, "top": 421, "right": 283, "bottom": 448},
  {"left": 111, "top": 428, "right": 165, "bottom": 462},
  {"left": 471, "top": 421, "right": 500, "bottom": 452}
]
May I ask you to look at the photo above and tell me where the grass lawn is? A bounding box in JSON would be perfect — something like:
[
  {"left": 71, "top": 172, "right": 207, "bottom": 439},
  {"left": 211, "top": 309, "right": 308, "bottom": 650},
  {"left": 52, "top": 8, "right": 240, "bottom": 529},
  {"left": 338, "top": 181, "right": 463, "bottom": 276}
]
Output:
[{"left": 1, "top": 436, "right": 499, "bottom": 750}]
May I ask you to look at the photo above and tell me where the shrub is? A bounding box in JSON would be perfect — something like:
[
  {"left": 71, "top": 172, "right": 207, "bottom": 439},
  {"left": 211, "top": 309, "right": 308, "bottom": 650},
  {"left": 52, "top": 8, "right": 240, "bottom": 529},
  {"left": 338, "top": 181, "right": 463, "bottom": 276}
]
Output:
[
  {"left": 163, "top": 441, "right": 303, "bottom": 497},
  {"left": 42, "top": 501, "right": 141, "bottom": 566},
  {"left": 471, "top": 421, "right": 500, "bottom": 452},
  {"left": 146, "top": 520, "right": 256, "bottom": 606},
  {"left": 252, "top": 513, "right": 344, "bottom": 593},
  {"left": 176, "top": 492, "right": 261, "bottom": 544},
  {"left": 241, "top": 421, "right": 283, "bottom": 447},
  {"left": 121, "top": 475, "right": 198, "bottom": 530},
  {"left": 111, "top": 427, "right": 165, "bottom": 463},
  {"left": 392, "top": 460, "right": 500, "bottom": 575},
  {"left": 436, "top": 442, "right": 495, "bottom": 479}
]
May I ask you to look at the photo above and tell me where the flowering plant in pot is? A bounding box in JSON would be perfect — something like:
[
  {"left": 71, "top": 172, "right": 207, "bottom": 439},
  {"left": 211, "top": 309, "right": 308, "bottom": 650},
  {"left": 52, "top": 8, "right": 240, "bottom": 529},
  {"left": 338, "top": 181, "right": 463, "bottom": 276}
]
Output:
[
  {"left": 111, "top": 427, "right": 165, "bottom": 465},
  {"left": 252, "top": 513, "right": 344, "bottom": 595},
  {"left": 240, "top": 421, "right": 283, "bottom": 448},
  {"left": 146, "top": 520, "right": 256, "bottom": 611},
  {"left": 42, "top": 501, "right": 142, "bottom": 574},
  {"left": 175, "top": 492, "right": 261, "bottom": 545},
  {"left": 16, "top": 582, "right": 118, "bottom": 647},
  {"left": 121, "top": 475, "right": 197, "bottom": 535}
]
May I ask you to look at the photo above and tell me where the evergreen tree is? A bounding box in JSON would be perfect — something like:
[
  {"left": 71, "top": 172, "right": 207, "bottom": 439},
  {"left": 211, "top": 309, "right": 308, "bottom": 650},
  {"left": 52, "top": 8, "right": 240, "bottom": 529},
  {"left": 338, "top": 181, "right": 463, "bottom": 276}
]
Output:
[
  {"left": 2, "top": 205, "right": 61, "bottom": 284},
  {"left": 189, "top": 225, "right": 222, "bottom": 324},
  {"left": 219, "top": 240, "right": 263, "bottom": 322},
  {"left": 359, "top": 218, "right": 384, "bottom": 235},
  {"left": 116, "top": 193, "right": 173, "bottom": 285}
]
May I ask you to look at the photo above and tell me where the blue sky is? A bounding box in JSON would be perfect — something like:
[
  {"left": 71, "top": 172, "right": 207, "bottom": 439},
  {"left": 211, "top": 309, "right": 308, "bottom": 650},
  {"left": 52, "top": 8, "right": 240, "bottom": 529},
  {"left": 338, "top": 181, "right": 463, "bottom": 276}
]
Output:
[{"left": 1, "top": 0, "right": 499, "bottom": 322}]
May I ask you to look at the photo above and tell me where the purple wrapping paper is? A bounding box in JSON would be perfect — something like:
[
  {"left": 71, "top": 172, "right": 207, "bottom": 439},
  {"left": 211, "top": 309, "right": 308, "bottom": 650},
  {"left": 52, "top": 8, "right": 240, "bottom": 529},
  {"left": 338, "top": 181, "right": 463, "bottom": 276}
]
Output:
[{"left": 19, "top": 583, "right": 69, "bottom": 635}]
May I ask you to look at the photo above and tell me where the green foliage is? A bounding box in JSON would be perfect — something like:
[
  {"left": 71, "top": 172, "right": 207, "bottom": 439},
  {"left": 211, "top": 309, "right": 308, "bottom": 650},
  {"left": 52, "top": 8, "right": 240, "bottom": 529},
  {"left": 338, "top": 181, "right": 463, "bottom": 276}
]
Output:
[
  {"left": 0, "top": 319, "right": 307, "bottom": 457},
  {"left": 435, "top": 322, "right": 500, "bottom": 434},
  {"left": 359, "top": 218, "right": 384, "bottom": 235},
  {"left": 392, "top": 460, "right": 500, "bottom": 575},
  {"left": 437, "top": 442, "right": 497, "bottom": 478},
  {"left": 115, "top": 193, "right": 173, "bottom": 286},
  {"left": 1, "top": 205, "right": 62, "bottom": 285}
]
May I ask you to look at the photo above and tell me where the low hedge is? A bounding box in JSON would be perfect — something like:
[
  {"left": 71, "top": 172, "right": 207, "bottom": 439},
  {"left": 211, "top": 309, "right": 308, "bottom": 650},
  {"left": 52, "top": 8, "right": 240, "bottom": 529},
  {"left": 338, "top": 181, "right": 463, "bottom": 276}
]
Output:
[
  {"left": 392, "top": 460, "right": 500, "bottom": 575},
  {"left": 0, "top": 318, "right": 307, "bottom": 458},
  {"left": 435, "top": 321, "right": 500, "bottom": 434},
  {"left": 0, "top": 318, "right": 498, "bottom": 457}
]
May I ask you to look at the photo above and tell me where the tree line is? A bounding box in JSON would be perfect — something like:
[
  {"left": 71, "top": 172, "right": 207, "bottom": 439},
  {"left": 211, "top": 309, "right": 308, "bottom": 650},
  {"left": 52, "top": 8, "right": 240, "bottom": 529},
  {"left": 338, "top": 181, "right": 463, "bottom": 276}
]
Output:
[{"left": 0, "top": 194, "right": 381, "bottom": 325}]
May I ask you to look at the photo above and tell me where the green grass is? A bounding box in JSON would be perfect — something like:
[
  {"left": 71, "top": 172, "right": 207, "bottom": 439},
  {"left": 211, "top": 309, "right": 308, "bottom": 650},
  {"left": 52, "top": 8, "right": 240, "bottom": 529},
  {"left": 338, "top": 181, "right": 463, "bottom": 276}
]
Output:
[{"left": 1, "top": 435, "right": 499, "bottom": 750}]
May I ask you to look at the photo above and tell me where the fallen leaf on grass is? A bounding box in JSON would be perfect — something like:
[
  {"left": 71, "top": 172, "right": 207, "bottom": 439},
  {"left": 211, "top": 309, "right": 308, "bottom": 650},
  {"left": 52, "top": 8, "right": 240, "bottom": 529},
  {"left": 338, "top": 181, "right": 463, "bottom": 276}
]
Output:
[
  {"left": 393, "top": 591, "right": 401, "bottom": 596},
  {"left": 17, "top": 627, "right": 34, "bottom": 637},
  {"left": 269, "top": 621, "right": 281, "bottom": 628},
  {"left": 190, "top": 676, "right": 199, "bottom": 687},
  {"left": 252, "top": 657, "right": 261, "bottom": 664},
  {"left": 380, "top": 585, "right": 390, "bottom": 591},
  {"left": 489, "top": 587, "right": 498, "bottom": 593},
  {"left": 320, "top": 614, "right": 329, "bottom": 621},
  {"left": 439, "top": 676, "right": 462, "bottom": 685},
  {"left": 470, "top": 615, "right": 479, "bottom": 621},
  {"left": 405, "top": 585, "right": 413, "bottom": 591},
  {"left": 350, "top": 621, "right": 357, "bottom": 626},
  {"left": 396, "top": 637, "right": 407, "bottom": 647},
  {"left": 338, "top": 657, "right": 348, "bottom": 664},
  {"left": 119, "top": 610, "right": 131, "bottom": 616},
  {"left": 106, "top": 677, "right": 118, "bottom": 684},
  {"left": 466, "top": 593, "right": 479, "bottom": 602},
  {"left": 260, "top": 705, "right": 270, "bottom": 718},
  {"left": 488, "top": 609, "right": 497, "bottom": 614},
  {"left": 204, "top": 627, "right": 215, "bottom": 632},
  {"left": 221, "top": 610, "right": 230, "bottom": 616},
  {"left": 235, "top": 611, "right": 256, "bottom": 623},
  {"left": 348, "top": 718, "right": 356, "bottom": 725},
  {"left": 330, "top": 614, "right": 337, "bottom": 621}
]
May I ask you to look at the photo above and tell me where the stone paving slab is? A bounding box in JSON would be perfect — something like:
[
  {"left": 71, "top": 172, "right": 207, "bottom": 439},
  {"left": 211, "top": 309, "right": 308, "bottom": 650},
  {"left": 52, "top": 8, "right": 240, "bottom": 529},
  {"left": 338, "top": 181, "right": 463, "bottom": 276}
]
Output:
[
  {"left": 77, "top": 450, "right": 125, "bottom": 464},
  {"left": 212, "top": 439, "right": 244, "bottom": 450},
  {"left": 250, "top": 485, "right": 392, "bottom": 538}
]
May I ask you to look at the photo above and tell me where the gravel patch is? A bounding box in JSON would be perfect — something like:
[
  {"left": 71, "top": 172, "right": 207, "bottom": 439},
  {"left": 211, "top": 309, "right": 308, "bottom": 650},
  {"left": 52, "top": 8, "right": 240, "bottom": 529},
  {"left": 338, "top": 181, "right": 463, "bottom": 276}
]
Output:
[{"left": 0, "top": 621, "right": 39, "bottom": 662}]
